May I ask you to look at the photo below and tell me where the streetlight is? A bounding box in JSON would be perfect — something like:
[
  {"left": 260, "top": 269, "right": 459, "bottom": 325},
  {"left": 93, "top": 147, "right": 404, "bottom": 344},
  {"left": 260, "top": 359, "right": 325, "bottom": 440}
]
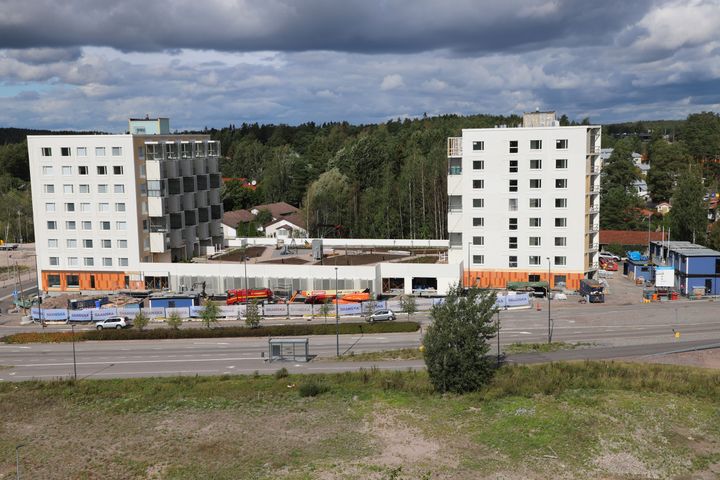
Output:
[
  {"left": 496, "top": 309, "right": 501, "bottom": 367},
  {"left": 16, "top": 443, "right": 26, "bottom": 479},
  {"left": 243, "top": 243, "right": 249, "bottom": 314},
  {"left": 71, "top": 324, "right": 78, "bottom": 381},
  {"left": 546, "top": 257, "right": 552, "bottom": 344},
  {"left": 335, "top": 267, "right": 339, "bottom": 357}
]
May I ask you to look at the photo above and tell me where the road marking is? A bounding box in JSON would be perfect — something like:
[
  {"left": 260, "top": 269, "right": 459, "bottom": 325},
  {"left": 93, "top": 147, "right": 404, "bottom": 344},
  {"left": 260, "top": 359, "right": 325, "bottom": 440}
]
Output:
[
  {"left": 15, "top": 356, "right": 266, "bottom": 367},
  {"left": 518, "top": 331, "right": 532, "bottom": 335}
]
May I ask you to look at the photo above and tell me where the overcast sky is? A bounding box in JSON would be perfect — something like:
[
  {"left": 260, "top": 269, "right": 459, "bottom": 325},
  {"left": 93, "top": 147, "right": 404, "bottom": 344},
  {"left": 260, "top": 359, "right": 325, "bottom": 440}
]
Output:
[{"left": 1, "top": 0, "right": 719, "bottom": 131}]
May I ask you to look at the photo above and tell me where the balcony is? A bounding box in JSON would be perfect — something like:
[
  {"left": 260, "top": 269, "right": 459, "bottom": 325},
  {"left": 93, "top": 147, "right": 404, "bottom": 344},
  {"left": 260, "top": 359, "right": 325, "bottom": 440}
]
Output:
[
  {"left": 207, "top": 141, "right": 220, "bottom": 157},
  {"left": 207, "top": 156, "right": 219, "bottom": 174},
  {"left": 148, "top": 197, "right": 167, "bottom": 217},
  {"left": 197, "top": 222, "right": 210, "bottom": 239},
  {"left": 150, "top": 232, "right": 169, "bottom": 253},
  {"left": 587, "top": 243, "right": 599, "bottom": 252},
  {"left": 168, "top": 194, "right": 182, "bottom": 213},
  {"left": 182, "top": 192, "right": 196, "bottom": 210},
  {"left": 180, "top": 158, "right": 194, "bottom": 177},
  {"left": 587, "top": 187, "right": 600, "bottom": 195},
  {"left": 586, "top": 164, "right": 602, "bottom": 175},
  {"left": 210, "top": 220, "right": 223, "bottom": 236},
  {"left": 169, "top": 229, "right": 185, "bottom": 248},
  {"left": 195, "top": 190, "right": 208, "bottom": 208},
  {"left": 447, "top": 137, "right": 462, "bottom": 157},
  {"left": 165, "top": 159, "right": 179, "bottom": 178},
  {"left": 194, "top": 141, "right": 207, "bottom": 158},
  {"left": 146, "top": 160, "right": 164, "bottom": 180},
  {"left": 587, "top": 225, "right": 599, "bottom": 233},
  {"left": 448, "top": 210, "right": 463, "bottom": 232},
  {"left": 447, "top": 175, "right": 462, "bottom": 194},
  {"left": 209, "top": 189, "right": 221, "bottom": 205},
  {"left": 588, "top": 206, "right": 600, "bottom": 215},
  {"left": 194, "top": 157, "right": 208, "bottom": 175},
  {"left": 587, "top": 146, "right": 601, "bottom": 155}
]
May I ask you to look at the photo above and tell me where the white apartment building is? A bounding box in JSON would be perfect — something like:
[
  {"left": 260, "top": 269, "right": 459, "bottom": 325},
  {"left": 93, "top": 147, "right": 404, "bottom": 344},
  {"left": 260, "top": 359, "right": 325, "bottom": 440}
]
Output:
[
  {"left": 447, "top": 112, "right": 601, "bottom": 291},
  {"left": 28, "top": 118, "right": 223, "bottom": 292}
]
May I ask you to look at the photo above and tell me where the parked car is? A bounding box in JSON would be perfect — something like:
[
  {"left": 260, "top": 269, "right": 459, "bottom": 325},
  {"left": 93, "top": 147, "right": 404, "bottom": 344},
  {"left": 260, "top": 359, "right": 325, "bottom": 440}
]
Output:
[
  {"left": 599, "top": 251, "right": 621, "bottom": 262},
  {"left": 367, "top": 309, "right": 396, "bottom": 323},
  {"left": 0, "top": 243, "right": 19, "bottom": 251},
  {"left": 95, "top": 316, "right": 133, "bottom": 330}
]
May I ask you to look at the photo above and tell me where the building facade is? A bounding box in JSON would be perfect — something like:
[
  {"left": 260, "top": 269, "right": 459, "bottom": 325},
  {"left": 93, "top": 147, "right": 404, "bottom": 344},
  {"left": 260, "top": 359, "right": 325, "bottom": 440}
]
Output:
[
  {"left": 28, "top": 119, "right": 223, "bottom": 292},
  {"left": 447, "top": 112, "right": 601, "bottom": 290}
]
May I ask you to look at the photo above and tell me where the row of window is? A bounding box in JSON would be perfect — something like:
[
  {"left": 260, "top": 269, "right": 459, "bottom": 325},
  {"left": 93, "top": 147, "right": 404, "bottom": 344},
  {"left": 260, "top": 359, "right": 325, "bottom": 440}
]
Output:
[
  {"left": 471, "top": 139, "right": 569, "bottom": 152},
  {"left": 41, "top": 147, "right": 123, "bottom": 157},
  {"left": 43, "top": 184, "right": 126, "bottom": 194},
  {"left": 48, "top": 256, "right": 129, "bottom": 267},
  {"left": 472, "top": 217, "right": 568, "bottom": 228},
  {"left": 45, "top": 202, "right": 126, "bottom": 213},
  {"left": 472, "top": 159, "right": 569, "bottom": 171},
  {"left": 471, "top": 255, "right": 567, "bottom": 266},
  {"left": 471, "top": 236, "right": 566, "bottom": 247},
  {"left": 48, "top": 238, "right": 127, "bottom": 249},
  {"left": 471, "top": 198, "right": 568, "bottom": 209},
  {"left": 473, "top": 179, "right": 568, "bottom": 190},
  {"left": 41, "top": 165, "right": 125, "bottom": 176},
  {"left": 47, "top": 220, "right": 127, "bottom": 231}
]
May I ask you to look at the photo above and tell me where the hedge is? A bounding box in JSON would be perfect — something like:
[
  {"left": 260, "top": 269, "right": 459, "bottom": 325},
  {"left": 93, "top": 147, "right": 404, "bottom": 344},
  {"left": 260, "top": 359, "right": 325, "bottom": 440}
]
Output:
[{"left": 2, "top": 321, "right": 420, "bottom": 344}]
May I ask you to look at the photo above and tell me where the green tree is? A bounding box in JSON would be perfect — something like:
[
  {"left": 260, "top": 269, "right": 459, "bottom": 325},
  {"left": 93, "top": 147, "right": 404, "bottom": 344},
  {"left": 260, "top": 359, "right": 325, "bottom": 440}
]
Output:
[
  {"left": 363, "top": 299, "right": 378, "bottom": 321},
  {"left": 682, "top": 112, "right": 720, "bottom": 161},
  {"left": 244, "top": 300, "right": 262, "bottom": 328},
  {"left": 318, "top": 302, "right": 331, "bottom": 324},
  {"left": 423, "top": 286, "right": 498, "bottom": 393},
  {"left": 133, "top": 312, "right": 149, "bottom": 331},
  {"left": 200, "top": 301, "right": 220, "bottom": 328},
  {"left": 670, "top": 167, "right": 708, "bottom": 244},
  {"left": 399, "top": 295, "right": 417, "bottom": 320},
  {"left": 165, "top": 312, "right": 182, "bottom": 330},
  {"left": 600, "top": 187, "right": 645, "bottom": 230},
  {"left": 647, "top": 139, "right": 691, "bottom": 202},
  {"left": 706, "top": 221, "right": 720, "bottom": 251},
  {"left": 303, "top": 168, "right": 352, "bottom": 237}
]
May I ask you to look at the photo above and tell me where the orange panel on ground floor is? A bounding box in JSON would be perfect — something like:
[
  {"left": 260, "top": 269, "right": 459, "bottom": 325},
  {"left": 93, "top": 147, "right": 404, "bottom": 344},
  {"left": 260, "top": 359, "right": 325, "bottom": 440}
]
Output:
[
  {"left": 42, "top": 271, "right": 130, "bottom": 292},
  {"left": 464, "top": 270, "right": 585, "bottom": 290}
]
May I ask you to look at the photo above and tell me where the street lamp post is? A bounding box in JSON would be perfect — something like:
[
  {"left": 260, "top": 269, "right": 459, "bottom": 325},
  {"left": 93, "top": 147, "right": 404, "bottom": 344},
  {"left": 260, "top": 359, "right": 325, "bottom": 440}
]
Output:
[
  {"left": 243, "top": 245, "right": 249, "bottom": 314},
  {"left": 335, "top": 267, "right": 339, "bottom": 356},
  {"left": 71, "top": 324, "right": 78, "bottom": 381},
  {"left": 546, "top": 257, "right": 552, "bottom": 344},
  {"left": 496, "top": 309, "right": 501, "bottom": 367}
]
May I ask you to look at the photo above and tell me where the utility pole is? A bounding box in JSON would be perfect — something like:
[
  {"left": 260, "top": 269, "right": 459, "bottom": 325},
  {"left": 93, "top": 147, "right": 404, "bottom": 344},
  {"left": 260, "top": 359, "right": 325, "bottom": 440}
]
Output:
[
  {"left": 71, "top": 324, "right": 78, "bottom": 381},
  {"left": 496, "top": 309, "right": 501, "bottom": 367},
  {"left": 335, "top": 267, "right": 339, "bottom": 357},
  {"left": 16, "top": 443, "right": 26, "bottom": 480},
  {"left": 547, "top": 257, "right": 552, "bottom": 344}
]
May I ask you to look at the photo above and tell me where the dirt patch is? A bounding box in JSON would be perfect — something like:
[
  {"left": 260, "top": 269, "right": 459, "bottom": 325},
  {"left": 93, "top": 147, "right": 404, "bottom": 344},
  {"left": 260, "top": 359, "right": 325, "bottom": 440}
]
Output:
[
  {"left": 259, "top": 257, "right": 308, "bottom": 265},
  {"left": 592, "top": 451, "right": 659, "bottom": 478},
  {"left": 318, "top": 253, "right": 403, "bottom": 266},
  {"left": 211, "top": 246, "right": 266, "bottom": 262}
]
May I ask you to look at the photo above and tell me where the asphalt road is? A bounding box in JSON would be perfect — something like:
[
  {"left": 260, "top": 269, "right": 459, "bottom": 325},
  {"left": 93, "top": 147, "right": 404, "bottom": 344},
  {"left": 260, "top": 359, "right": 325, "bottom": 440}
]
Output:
[{"left": 1, "top": 297, "right": 719, "bottom": 381}]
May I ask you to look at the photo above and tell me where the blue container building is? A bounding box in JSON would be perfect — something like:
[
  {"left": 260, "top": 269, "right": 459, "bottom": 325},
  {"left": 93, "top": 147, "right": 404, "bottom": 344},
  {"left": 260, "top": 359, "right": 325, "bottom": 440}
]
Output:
[{"left": 649, "top": 241, "right": 720, "bottom": 296}]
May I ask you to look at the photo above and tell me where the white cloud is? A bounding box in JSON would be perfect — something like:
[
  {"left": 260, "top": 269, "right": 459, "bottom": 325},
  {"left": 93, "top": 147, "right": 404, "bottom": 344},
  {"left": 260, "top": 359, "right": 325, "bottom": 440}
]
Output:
[{"left": 380, "top": 74, "right": 404, "bottom": 91}]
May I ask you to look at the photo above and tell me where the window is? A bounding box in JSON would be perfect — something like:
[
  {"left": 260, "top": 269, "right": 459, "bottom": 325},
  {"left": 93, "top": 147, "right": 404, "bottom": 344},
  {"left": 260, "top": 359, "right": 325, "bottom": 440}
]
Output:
[
  {"left": 114, "top": 184, "right": 125, "bottom": 193},
  {"left": 101, "top": 239, "right": 112, "bottom": 248},
  {"left": 508, "top": 198, "right": 518, "bottom": 211},
  {"left": 529, "top": 256, "right": 541, "bottom": 265},
  {"left": 98, "top": 203, "right": 110, "bottom": 212},
  {"left": 472, "top": 198, "right": 484, "bottom": 208},
  {"left": 115, "top": 202, "right": 126, "bottom": 212},
  {"left": 530, "top": 159, "right": 542, "bottom": 169},
  {"left": 530, "top": 140, "right": 542, "bottom": 150},
  {"left": 95, "top": 147, "right": 106, "bottom": 156},
  {"left": 80, "top": 203, "right": 91, "bottom": 212},
  {"left": 473, "top": 179, "right": 484, "bottom": 189},
  {"left": 100, "top": 221, "right": 110, "bottom": 230},
  {"left": 45, "top": 202, "right": 56, "bottom": 212},
  {"left": 97, "top": 166, "right": 107, "bottom": 175},
  {"left": 555, "top": 179, "right": 568, "bottom": 188},
  {"left": 472, "top": 236, "right": 484, "bottom": 246},
  {"left": 509, "top": 237, "right": 518, "bottom": 249},
  {"left": 78, "top": 166, "right": 88, "bottom": 175},
  {"left": 555, "top": 237, "right": 567, "bottom": 246},
  {"left": 554, "top": 256, "right": 567, "bottom": 266},
  {"left": 530, "top": 179, "right": 542, "bottom": 189},
  {"left": 64, "top": 202, "right": 75, "bottom": 212},
  {"left": 555, "top": 198, "right": 567, "bottom": 208},
  {"left": 49, "top": 256, "right": 59, "bottom": 266},
  {"left": 61, "top": 147, "right": 71, "bottom": 157},
  {"left": 42, "top": 147, "right": 52, "bottom": 157},
  {"left": 472, "top": 217, "right": 484, "bottom": 227},
  {"left": 113, "top": 166, "right": 123, "bottom": 175},
  {"left": 112, "top": 147, "right": 122, "bottom": 156},
  {"left": 65, "top": 221, "right": 76, "bottom": 230},
  {"left": 62, "top": 166, "right": 72, "bottom": 176},
  {"left": 556, "top": 159, "right": 568, "bottom": 169},
  {"left": 555, "top": 217, "right": 567, "bottom": 227},
  {"left": 66, "top": 239, "right": 77, "bottom": 248},
  {"left": 67, "top": 257, "right": 78, "bottom": 267},
  {"left": 509, "top": 256, "right": 518, "bottom": 268},
  {"left": 472, "top": 141, "right": 484, "bottom": 151},
  {"left": 509, "top": 140, "right": 518, "bottom": 153},
  {"left": 509, "top": 179, "right": 518, "bottom": 192},
  {"left": 116, "top": 221, "right": 127, "bottom": 230},
  {"left": 529, "top": 274, "right": 541, "bottom": 282},
  {"left": 529, "top": 237, "right": 541, "bottom": 246},
  {"left": 81, "top": 221, "right": 92, "bottom": 230},
  {"left": 119, "top": 258, "right": 129, "bottom": 267},
  {"left": 83, "top": 239, "right": 93, "bottom": 248},
  {"left": 48, "top": 239, "right": 58, "bottom": 248},
  {"left": 48, "top": 274, "right": 61, "bottom": 287},
  {"left": 509, "top": 159, "right": 518, "bottom": 173},
  {"left": 47, "top": 220, "right": 57, "bottom": 230},
  {"left": 142, "top": 219, "right": 149, "bottom": 231},
  {"left": 554, "top": 275, "right": 567, "bottom": 285},
  {"left": 63, "top": 184, "right": 73, "bottom": 194},
  {"left": 79, "top": 184, "right": 90, "bottom": 193},
  {"left": 473, "top": 255, "right": 484, "bottom": 265},
  {"left": 509, "top": 218, "right": 518, "bottom": 230},
  {"left": 102, "top": 257, "right": 113, "bottom": 267},
  {"left": 140, "top": 165, "right": 146, "bottom": 178},
  {"left": 473, "top": 160, "right": 484, "bottom": 170},
  {"left": 42, "top": 166, "right": 53, "bottom": 175},
  {"left": 556, "top": 139, "right": 568, "bottom": 149},
  {"left": 84, "top": 257, "right": 94, "bottom": 266},
  {"left": 66, "top": 274, "right": 80, "bottom": 287},
  {"left": 77, "top": 147, "right": 87, "bottom": 157},
  {"left": 98, "top": 184, "right": 108, "bottom": 193},
  {"left": 529, "top": 198, "right": 542, "bottom": 208},
  {"left": 530, "top": 218, "right": 542, "bottom": 227},
  {"left": 117, "top": 239, "right": 127, "bottom": 248},
  {"left": 44, "top": 184, "right": 55, "bottom": 193}
]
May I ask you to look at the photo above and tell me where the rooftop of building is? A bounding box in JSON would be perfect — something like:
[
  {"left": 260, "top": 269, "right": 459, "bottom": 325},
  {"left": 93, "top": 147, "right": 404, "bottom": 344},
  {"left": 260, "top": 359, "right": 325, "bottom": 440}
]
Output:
[
  {"left": 650, "top": 240, "right": 720, "bottom": 257},
  {"left": 599, "top": 229, "right": 666, "bottom": 245}
]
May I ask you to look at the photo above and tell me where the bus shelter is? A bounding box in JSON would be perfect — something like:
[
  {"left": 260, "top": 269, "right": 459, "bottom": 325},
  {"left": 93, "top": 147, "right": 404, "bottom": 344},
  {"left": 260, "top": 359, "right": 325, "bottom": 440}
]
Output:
[{"left": 268, "top": 338, "right": 310, "bottom": 362}]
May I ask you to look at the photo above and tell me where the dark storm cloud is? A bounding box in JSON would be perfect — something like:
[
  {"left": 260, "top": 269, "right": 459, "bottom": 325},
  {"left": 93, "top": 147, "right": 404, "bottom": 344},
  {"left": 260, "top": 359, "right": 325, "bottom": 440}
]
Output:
[
  {"left": 0, "top": 0, "right": 652, "bottom": 55},
  {"left": 5, "top": 47, "right": 83, "bottom": 64}
]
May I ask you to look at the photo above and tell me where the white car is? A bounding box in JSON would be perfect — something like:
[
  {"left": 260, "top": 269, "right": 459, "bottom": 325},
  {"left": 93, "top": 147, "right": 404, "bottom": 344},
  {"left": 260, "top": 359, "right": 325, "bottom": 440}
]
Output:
[
  {"left": 367, "top": 309, "right": 396, "bottom": 323},
  {"left": 599, "top": 251, "right": 621, "bottom": 262},
  {"left": 95, "top": 316, "right": 133, "bottom": 330}
]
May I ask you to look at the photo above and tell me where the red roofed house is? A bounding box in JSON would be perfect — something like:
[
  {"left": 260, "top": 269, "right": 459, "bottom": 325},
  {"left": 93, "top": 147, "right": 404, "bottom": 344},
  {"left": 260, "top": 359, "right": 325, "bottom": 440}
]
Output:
[
  {"left": 599, "top": 230, "right": 667, "bottom": 251},
  {"left": 222, "top": 202, "right": 307, "bottom": 239}
]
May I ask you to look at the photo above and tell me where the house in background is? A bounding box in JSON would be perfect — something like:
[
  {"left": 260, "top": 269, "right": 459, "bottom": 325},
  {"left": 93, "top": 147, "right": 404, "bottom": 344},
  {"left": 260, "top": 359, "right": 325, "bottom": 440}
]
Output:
[
  {"left": 656, "top": 202, "right": 671, "bottom": 215},
  {"left": 222, "top": 202, "right": 307, "bottom": 240}
]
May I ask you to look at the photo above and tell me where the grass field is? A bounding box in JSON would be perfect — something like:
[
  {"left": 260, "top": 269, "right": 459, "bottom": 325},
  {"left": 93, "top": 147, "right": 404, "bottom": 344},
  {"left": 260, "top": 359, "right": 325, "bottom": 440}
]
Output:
[
  {"left": 2, "top": 362, "right": 720, "bottom": 479},
  {"left": 504, "top": 341, "right": 595, "bottom": 354}
]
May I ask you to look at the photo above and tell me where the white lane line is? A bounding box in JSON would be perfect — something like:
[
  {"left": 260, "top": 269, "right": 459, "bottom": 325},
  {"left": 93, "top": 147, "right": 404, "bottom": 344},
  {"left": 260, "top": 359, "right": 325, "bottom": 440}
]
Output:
[
  {"left": 15, "top": 356, "right": 266, "bottom": 367},
  {"left": 13, "top": 369, "right": 222, "bottom": 378},
  {"left": 518, "top": 331, "right": 532, "bottom": 335}
]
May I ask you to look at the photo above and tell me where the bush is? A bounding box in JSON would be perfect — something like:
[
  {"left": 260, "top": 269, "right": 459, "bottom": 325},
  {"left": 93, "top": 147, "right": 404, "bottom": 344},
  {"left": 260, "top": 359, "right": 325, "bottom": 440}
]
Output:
[
  {"left": 165, "top": 312, "right": 183, "bottom": 330},
  {"left": 274, "top": 367, "right": 289, "bottom": 379},
  {"left": 134, "top": 312, "right": 149, "bottom": 331},
  {"left": 298, "top": 381, "right": 329, "bottom": 397}
]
